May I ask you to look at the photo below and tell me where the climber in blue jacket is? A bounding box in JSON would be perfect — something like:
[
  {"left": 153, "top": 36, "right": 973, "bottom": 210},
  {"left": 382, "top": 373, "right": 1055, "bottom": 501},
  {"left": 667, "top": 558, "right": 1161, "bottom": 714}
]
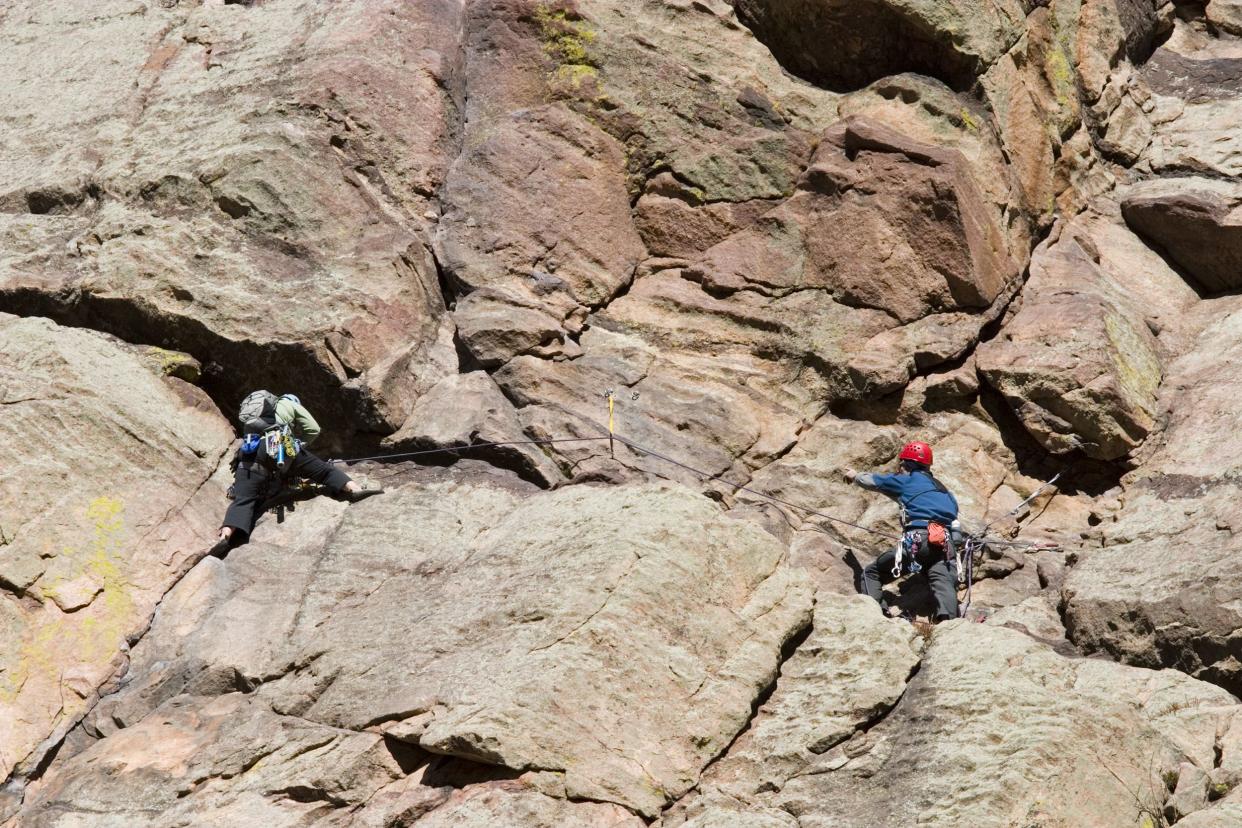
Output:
[{"left": 844, "top": 440, "right": 960, "bottom": 622}]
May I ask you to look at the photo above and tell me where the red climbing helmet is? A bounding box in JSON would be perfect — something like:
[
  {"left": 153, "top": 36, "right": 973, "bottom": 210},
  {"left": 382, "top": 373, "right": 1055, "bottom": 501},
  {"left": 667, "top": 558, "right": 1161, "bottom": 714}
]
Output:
[{"left": 899, "top": 440, "right": 933, "bottom": 466}]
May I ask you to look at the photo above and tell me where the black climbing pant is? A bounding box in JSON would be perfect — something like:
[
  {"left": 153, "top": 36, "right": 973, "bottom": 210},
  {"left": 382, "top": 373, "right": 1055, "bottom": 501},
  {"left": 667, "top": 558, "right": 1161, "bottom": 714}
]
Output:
[
  {"left": 861, "top": 540, "right": 959, "bottom": 621},
  {"left": 221, "top": 449, "right": 351, "bottom": 541}
]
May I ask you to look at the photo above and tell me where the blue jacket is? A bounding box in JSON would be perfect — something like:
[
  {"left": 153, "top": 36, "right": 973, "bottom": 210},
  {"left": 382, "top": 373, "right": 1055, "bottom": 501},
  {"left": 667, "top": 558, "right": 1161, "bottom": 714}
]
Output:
[{"left": 855, "top": 470, "right": 958, "bottom": 528}]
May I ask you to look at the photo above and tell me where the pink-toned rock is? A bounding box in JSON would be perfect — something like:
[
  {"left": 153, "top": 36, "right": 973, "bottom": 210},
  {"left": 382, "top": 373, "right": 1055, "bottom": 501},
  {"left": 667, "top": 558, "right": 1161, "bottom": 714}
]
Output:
[
  {"left": 0, "top": 314, "right": 233, "bottom": 787},
  {"left": 436, "top": 103, "right": 644, "bottom": 312},
  {"left": 695, "top": 117, "right": 1018, "bottom": 323}
]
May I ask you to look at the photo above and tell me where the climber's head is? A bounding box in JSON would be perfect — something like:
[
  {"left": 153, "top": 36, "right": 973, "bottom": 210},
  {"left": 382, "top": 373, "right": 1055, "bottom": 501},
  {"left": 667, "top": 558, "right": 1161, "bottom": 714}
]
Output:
[{"left": 898, "top": 440, "right": 932, "bottom": 473}]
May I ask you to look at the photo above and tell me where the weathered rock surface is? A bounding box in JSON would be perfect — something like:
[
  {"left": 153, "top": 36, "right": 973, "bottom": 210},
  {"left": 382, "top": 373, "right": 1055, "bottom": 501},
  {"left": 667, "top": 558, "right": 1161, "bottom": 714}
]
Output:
[
  {"left": 1136, "top": 22, "right": 1242, "bottom": 178},
  {"left": 498, "top": 105, "right": 1029, "bottom": 488},
  {"left": 670, "top": 623, "right": 1242, "bottom": 827},
  {"left": 1064, "top": 295, "right": 1242, "bottom": 695},
  {"left": 667, "top": 594, "right": 922, "bottom": 817},
  {"left": 977, "top": 211, "right": 1177, "bottom": 460},
  {"left": 733, "top": 0, "right": 1026, "bottom": 92},
  {"left": 1121, "top": 177, "right": 1242, "bottom": 294},
  {"left": 12, "top": 0, "right": 1242, "bottom": 823},
  {"left": 28, "top": 471, "right": 813, "bottom": 821},
  {"left": 0, "top": 0, "right": 460, "bottom": 447},
  {"left": 0, "top": 314, "right": 233, "bottom": 785},
  {"left": 1208, "top": 0, "right": 1242, "bottom": 36},
  {"left": 383, "top": 371, "right": 565, "bottom": 487}
]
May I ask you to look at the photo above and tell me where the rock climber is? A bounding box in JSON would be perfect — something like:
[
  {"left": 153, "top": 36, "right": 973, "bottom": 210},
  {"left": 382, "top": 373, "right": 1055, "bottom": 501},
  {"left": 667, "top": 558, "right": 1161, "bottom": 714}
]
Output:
[
  {"left": 216, "top": 390, "right": 381, "bottom": 548},
  {"left": 844, "top": 440, "right": 961, "bottom": 622}
]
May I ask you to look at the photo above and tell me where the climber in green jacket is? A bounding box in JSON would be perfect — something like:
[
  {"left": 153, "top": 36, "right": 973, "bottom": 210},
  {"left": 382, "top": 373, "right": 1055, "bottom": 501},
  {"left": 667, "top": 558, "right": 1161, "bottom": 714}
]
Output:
[{"left": 217, "top": 391, "right": 381, "bottom": 547}]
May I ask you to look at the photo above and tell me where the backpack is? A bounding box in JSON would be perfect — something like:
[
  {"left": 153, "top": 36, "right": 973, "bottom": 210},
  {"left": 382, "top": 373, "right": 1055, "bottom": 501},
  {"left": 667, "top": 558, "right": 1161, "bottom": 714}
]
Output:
[{"left": 238, "top": 390, "right": 279, "bottom": 434}]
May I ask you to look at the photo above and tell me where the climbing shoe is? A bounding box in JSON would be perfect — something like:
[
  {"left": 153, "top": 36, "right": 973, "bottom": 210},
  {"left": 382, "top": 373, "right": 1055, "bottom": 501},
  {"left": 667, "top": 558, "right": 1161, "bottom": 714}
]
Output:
[{"left": 346, "top": 484, "right": 384, "bottom": 503}]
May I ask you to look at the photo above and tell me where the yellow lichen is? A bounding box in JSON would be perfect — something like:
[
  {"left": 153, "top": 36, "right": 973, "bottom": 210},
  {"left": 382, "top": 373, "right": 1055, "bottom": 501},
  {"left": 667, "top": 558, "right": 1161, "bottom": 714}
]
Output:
[
  {"left": 1104, "top": 311, "right": 1160, "bottom": 416},
  {"left": 535, "top": 5, "right": 597, "bottom": 69},
  {"left": 145, "top": 346, "right": 200, "bottom": 382},
  {"left": 551, "top": 63, "right": 599, "bottom": 90},
  {"left": 0, "top": 496, "right": 133, "bottom": 706}
]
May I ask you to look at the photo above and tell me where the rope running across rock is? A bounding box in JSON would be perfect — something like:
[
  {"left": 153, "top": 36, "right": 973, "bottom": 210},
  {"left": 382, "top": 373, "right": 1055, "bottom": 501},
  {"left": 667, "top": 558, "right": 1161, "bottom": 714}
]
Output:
[{"left": 328, "top": 431, "right": 1063, "bottom": 553}]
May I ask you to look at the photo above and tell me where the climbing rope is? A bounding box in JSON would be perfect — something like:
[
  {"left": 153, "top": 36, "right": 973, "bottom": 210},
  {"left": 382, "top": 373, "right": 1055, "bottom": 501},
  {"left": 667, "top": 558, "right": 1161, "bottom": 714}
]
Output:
[
  {"left": 332, "top": 431, "right": 901, "bottom": 539},
  {"left": 329, "top": 430, "right": 1066, "bottom": 552},
  {"left": 328, "top": 426, "right": 1074, "bottom": 618},
  {"left": 328, "top": 436, "right": 607, "bottom": 464}
]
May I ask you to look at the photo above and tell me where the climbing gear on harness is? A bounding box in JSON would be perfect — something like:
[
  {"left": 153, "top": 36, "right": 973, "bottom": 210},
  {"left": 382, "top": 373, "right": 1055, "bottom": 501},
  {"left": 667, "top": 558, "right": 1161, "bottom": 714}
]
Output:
[
  {"left": 899, "top": 441, "right": 933, "bottom": 466},
  {"left": 951, "top": 519, "right": 965, "bottom": 582},
  {"left": 892, "top": 530, "right": 928, "bottom": 578},
  {"left": 238, "top": 389, "right": 279, "bottom": 433},
  {"left": 240, "top": 433, "right": 261, "bottom": 458}
]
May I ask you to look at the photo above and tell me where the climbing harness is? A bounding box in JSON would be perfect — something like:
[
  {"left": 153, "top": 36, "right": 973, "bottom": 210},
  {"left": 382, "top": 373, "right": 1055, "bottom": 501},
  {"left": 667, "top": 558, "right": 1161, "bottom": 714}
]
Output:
[{"left": 892, "top": 531, "right": 925, "bottom": 578}]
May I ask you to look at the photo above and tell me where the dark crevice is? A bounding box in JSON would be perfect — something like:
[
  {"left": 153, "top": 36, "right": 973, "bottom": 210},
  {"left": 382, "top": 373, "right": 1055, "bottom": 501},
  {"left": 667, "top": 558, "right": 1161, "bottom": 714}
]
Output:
[
  {"left": 0, "top": 287, "right": 385, "bottom": 457},
  {"left": 378, "top": 437, "right": 558, "bottom": 489},
  {"left": 732, "top": 0, "right": 982, "bottom": 94},
  {"left": 0, "top": 182, "right": 103, "bottom": 217}
]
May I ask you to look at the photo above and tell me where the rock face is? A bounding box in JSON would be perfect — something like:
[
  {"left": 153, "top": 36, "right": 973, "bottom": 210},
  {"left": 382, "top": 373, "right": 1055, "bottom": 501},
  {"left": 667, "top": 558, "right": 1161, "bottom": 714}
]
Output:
[
  {"left": 671, "top": 623, "right": 1242, "bottom": 827},
  {"left": 977, "top": 215, "right": 1170, "bottom": 460},
  {"left": 0, "top": 314, "right": 233, "bottom": 784},
  {"left": 672, "top": 594, "right": 924, "bottom": 808},
  {"left": 0, "top": 0, "right": 460, "bottom": 448},
  {"left": 11, "top": 0, "right": 1242, "bottom": 825},
  {"left": 733, "top": 0, "right": 1026, "bottom": 91},
  {"left": 1063, "top": 295, "right": 1242, "bottom": 695},
  {"left": 16, "top": 472, "right": 813, "bottom": 823}
]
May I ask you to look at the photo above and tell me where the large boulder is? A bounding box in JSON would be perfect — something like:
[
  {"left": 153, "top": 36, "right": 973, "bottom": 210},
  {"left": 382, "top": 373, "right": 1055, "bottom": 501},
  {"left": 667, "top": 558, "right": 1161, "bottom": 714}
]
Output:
[
  {"left": 1121, "top": 177, "right": 1242, "bottom": 295},
  {"left": 977, "top": 228, "right": 1162, "bottom": 460},
  {"left": 0, "top": 314, "right": 233, "bottom": 788},
  {"left": 977, "top": 200, "right": 1201, "bottom": 460}
]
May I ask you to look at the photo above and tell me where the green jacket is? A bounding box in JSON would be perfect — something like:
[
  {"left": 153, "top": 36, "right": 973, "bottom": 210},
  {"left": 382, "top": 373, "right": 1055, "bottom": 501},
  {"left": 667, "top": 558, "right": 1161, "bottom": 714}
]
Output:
[{"left": 274, "top": 398, "right": 322, "bottom": 445}]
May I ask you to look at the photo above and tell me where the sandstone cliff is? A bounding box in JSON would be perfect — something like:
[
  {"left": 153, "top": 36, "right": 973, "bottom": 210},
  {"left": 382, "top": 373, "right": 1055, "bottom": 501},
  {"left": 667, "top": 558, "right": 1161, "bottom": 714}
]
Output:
[{"left": 3, "top": 0, "right": 1242, "bottom": 825}]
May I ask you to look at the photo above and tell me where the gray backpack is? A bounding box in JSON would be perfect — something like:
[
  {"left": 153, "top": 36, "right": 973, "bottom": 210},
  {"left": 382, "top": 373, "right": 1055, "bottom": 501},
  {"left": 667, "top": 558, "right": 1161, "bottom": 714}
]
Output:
[{"left": 238, "top": 390, "right": 279, "bottom": 434}]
